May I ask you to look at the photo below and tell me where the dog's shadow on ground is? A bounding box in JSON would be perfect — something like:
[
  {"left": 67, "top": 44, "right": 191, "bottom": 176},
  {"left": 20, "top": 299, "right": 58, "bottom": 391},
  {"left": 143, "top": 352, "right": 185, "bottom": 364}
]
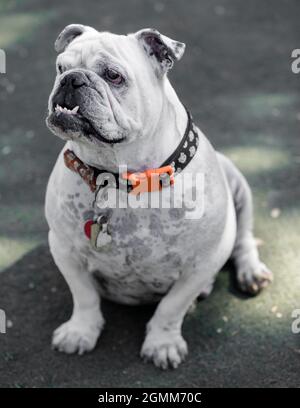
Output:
[
  {"left": 223, "top": 260, "right": 254, "bottom": 300},
  {"left": 0, "top": 244, "right": 295, "bottom": 388},
  {"left": 0, "top": 245, "right": 155, "bottom": 386}
]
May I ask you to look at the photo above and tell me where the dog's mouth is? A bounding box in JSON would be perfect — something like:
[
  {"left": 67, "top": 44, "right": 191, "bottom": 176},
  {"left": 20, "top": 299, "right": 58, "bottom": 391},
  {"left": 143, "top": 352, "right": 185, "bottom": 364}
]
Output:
[
  {"left": 47, "top": 102, "right": 126, "bottom": 144},
  {"left": 54, "top": 104, "right": 80, "bottom": 116}
]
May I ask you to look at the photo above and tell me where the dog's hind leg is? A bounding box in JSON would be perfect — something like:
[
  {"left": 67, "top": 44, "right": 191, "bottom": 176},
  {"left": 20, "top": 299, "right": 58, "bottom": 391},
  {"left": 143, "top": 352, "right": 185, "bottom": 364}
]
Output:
[
  {"left": 49, "top": 230, "right": 104, "bottom": 354},
  {"left": 218, "top": 153, "right": 273, "bottom": 295}
]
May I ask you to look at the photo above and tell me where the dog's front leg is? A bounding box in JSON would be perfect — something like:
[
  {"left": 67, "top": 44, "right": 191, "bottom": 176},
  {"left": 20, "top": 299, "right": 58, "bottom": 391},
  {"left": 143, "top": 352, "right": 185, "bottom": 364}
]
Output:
[
  {"left": 49, "top": 230, "right": 104, "bottom": 355},
  {"left": 141, "top": 267, "right": 215, "bottom": 369}
]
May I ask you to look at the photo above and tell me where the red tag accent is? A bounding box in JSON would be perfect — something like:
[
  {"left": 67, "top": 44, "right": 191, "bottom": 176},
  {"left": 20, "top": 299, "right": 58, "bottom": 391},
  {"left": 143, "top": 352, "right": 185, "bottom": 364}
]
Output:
[{"left": 84, "top": 220, "right": 94, "bottom": 239}]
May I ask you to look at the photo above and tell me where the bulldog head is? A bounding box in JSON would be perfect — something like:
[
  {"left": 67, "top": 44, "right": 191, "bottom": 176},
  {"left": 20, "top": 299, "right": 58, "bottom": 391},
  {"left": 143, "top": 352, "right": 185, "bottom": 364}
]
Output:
[{"left": 46, "top": 24, "right": 185, "bottom": 146}]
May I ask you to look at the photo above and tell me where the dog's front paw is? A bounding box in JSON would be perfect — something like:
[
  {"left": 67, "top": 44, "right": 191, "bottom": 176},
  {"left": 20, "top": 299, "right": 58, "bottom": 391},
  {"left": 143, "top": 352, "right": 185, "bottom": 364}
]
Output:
[
  {"left": 52, "top": 314, "right": 104, "bottom": 355},
  {"left": 237, "top": 262, "right": 273, "bottom": 295},
  {"left": 141, "top": 328, "right": 188, "bottom": 369}
]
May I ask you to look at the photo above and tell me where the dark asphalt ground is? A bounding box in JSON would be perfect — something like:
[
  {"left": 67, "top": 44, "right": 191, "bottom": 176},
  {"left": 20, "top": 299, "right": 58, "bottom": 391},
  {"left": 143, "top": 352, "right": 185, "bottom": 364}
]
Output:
[{"left": 0, "top": 0, "right": 300, "bottom": 387}]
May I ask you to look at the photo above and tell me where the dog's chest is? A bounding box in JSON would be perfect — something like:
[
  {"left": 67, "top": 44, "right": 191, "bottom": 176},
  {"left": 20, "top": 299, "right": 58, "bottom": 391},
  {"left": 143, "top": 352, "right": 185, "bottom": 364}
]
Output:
[{"left": 50, "top": 180, "right": 204, "bottom": 303}]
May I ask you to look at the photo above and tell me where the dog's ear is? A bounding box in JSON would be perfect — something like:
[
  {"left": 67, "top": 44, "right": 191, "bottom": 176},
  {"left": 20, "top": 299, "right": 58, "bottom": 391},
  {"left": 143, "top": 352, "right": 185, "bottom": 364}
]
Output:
[
  {"left": 54, "top": 24, "right": 96, "bottom": 53},
  {"left": 135, "top": 28, "right": 185, "bottom": 76}
]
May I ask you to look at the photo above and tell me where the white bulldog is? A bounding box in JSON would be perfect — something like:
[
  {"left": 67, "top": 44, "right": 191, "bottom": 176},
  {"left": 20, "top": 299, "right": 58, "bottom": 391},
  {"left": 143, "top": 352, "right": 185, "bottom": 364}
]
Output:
[{"left": 45, "top": 24, "right": 273, "bottom": 369}]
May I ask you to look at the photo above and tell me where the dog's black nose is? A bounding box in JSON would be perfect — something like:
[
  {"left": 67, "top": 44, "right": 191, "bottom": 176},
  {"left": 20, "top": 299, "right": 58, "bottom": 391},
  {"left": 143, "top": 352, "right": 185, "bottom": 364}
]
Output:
[{"left": 60, "top": 71, "right": 88, "bottom": 89}]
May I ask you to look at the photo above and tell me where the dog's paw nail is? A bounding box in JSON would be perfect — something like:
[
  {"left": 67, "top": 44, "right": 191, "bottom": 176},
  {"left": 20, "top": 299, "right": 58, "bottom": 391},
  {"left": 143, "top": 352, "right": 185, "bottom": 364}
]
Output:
[
  {"left": 251, "top": 283, "right": 258, "bottom": 292},
  {"left": 171, "top": 363, "right": 178, "bottom": 369},
  {"left": 237, "top": 262, "right": 273, "bottom": 295},
  {"left": 141, "top": 331, "right": 188, "bottom": 369},
  {"left": 51, "top": 318, "right": 102, "bottom": 355}
]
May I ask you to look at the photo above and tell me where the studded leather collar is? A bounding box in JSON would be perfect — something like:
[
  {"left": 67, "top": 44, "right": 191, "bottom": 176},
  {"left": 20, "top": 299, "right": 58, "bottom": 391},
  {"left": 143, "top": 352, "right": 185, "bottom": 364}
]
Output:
[{"left": 63, "top": 108, "right": 199, "bottom": 194}]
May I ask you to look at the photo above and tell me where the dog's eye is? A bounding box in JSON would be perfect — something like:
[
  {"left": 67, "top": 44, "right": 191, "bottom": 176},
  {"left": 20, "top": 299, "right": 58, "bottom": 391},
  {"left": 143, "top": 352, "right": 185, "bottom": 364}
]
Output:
[
  {"left": 104, "top": 68, "right": 123, "bottom": 85},
  {"left": 57, "top": 64, "right": 63, "bottom": 74}
]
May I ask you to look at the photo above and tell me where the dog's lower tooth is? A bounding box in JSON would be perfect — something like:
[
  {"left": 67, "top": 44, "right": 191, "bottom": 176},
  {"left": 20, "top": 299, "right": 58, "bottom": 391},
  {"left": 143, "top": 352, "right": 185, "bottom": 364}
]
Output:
[{"left": 55, "top": 105, "right": 77, "bottom": 115}]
